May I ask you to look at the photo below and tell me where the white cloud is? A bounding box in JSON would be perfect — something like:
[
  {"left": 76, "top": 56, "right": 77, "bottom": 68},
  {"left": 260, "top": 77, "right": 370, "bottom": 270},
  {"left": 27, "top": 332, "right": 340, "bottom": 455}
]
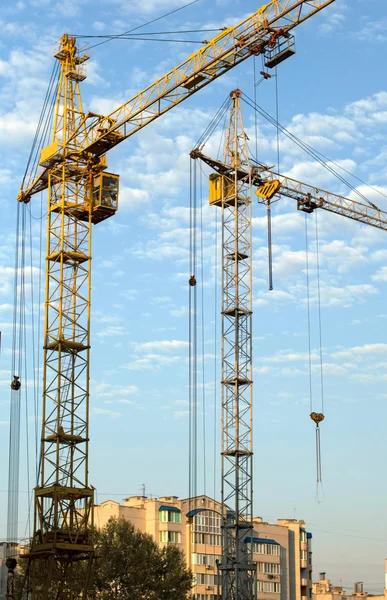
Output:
[
  {"left": 123, "top": 352, "right": 182, "bottom": 371},
  {"left": 93, "top": 407, "right": 121, "bottom": 419},
  {"left": 173, "top": 410, "right": 189, "bottom": 419},
  {"left": 136, "top": 339, "right": 188, "bottom": 352},
  {"left": 331, "top": 343, "right": 387, "bottom": 360},
  {"left": 372, "top": 266, "right": 387, "bottom": 282},
  {"left": 356, "top": 20, "right": 387, "bottom": 43},
  {"left": 96, "top": 326, "right": 126, "bottom": 338},
  {"left": 94, "top": 383, "right": 139, "bottom": 398}
]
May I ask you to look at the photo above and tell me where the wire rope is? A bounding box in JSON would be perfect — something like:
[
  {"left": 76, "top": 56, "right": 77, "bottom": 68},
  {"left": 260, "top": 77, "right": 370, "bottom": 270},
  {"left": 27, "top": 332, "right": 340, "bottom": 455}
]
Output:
[
  {"left": 199, "top": 166, "right": 207, "bottom": 497},
  {"left": 304, "top": 212, "right": 325, "bottom": 501},
  {"left": 86, "top": 0, "right": 200, "bottom": 51},
  {"left": 275, "top": 65, "right": 280, "bottom": 174},
  {"left": 253, "top": 56, "right": 259, "bottom": 163},
  {"left": 213, "top": 195, "right": 218, "bottom": 502},
  {"left": 22, "top": 62, "right": 59, "bottom": 189},
  {"left": 315, "top": 211, "right": 325, "bottom": 415},
  {"left": 74, "top": 28, "right": 222, "bottom": 38},
  {"left": 194, "top": 96, "right": 231, "bottom": 153},
  {"left": 79, "top": 36, "right": 208, "bottom": 44},
  {"left": 304, "top": 214, "right": 313, "bottom": 415},
  {"left": 242, "top": 95, "right": 386, "bottom": 208}
]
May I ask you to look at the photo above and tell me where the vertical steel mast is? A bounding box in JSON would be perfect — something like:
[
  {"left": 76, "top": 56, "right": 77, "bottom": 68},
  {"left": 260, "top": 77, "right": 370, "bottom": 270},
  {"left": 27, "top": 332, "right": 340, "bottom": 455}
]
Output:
[
  {"left": 219, "top": 89, "right": 255, "bottom": 600},
  {"left": 22, "top": 35, "right": 95, "bottom": 600}
]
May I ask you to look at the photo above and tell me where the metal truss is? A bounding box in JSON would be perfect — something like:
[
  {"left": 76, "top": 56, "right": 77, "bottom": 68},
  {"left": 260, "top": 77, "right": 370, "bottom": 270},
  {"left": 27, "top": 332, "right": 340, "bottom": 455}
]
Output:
[{"left": 219, "top": 90, "right": 255, "bottom": 600}]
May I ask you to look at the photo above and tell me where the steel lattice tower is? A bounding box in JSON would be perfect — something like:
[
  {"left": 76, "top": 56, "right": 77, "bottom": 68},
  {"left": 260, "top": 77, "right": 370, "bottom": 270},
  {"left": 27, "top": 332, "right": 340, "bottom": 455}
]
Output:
[
  {"left": 219, "top": 89, "right": 255, "bottom": 600},
  {"left": 22, "top": 35, "right": 96, "bottom": 600}
]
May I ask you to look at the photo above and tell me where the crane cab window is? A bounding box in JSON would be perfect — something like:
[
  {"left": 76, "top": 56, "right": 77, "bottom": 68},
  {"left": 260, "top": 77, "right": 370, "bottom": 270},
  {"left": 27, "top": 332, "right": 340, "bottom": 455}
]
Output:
[{"left": 93, "top": 173, "right": 119, "bottom": 210}]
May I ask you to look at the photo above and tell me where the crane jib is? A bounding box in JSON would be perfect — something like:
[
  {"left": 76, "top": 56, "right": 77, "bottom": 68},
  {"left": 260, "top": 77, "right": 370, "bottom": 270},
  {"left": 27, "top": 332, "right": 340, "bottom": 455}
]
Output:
[{"left": 20, "top": 0, "right": 336, "bottom": 201}]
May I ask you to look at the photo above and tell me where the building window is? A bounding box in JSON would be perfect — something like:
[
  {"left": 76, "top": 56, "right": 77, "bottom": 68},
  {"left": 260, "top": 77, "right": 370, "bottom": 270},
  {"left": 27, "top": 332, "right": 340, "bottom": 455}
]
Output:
[
  {"left": 300, "top": 530, "right": 307, "bottom": 543},
  {"left": 300, "top": 549, "right": 307, "bottom": 561},
  {"left": 160, "top": 531, "right": 180, "bottom": 544},
  {"left": 192, "top": 533, "right": 221, "bottom": 546},
  {"left": 160, "top": 510, "right": 181, "bottom": 523},
  {"left": 192, "top": 553, "right": 218, "bottom": 566},
  {"left": 193, "top": 513, "right": 221, "bottom": 534},
  {"left": 257, "top": 562, "right": 280, "bottom": 575},
  {"left": 255, "top": 543, "right": 280, "bottom": 555},
  {"left": 195, "top": 573, "right": 219, "bottom": 586},
  {"left": 257, "top": 581, "right": 281, "bottom": 593}
]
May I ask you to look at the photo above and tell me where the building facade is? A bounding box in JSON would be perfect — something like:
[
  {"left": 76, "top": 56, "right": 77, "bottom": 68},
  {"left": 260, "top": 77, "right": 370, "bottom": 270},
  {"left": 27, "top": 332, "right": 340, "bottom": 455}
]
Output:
[
  {"left": 0, "top": 542, "right": 6, "bottom": 600},
  {"left": 313, "top": 572, "right": 387, "bottom": 600},
  {"left": 95, "top": 494, "right": 313, "bottom": 600}
]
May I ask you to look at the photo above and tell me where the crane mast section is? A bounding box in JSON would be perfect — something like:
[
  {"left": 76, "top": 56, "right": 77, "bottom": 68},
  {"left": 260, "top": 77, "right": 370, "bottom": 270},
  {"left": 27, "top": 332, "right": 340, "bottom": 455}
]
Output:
[
  {"left": 194, "top": 152, "right": 387, "bottom": 232},
  {"left": 20, "top": 0, "right": 335, "bottom": 201}
]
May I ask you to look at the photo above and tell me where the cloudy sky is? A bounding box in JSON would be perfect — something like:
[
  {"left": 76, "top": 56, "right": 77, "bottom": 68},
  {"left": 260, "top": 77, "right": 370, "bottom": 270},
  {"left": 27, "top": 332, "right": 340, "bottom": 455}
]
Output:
[{"left": 1, "top": 0, "right": 387, "bottom": 592}]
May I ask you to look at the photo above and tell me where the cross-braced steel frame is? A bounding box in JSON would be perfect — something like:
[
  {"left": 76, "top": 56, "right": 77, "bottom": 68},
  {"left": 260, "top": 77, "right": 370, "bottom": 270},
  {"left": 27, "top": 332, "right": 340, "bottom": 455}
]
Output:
[
  {"left": 22, "top": 36, "right": 95, "bottom": 600},
  {"left": 219, "top": 90, "right": 255, "bottom": 600}
]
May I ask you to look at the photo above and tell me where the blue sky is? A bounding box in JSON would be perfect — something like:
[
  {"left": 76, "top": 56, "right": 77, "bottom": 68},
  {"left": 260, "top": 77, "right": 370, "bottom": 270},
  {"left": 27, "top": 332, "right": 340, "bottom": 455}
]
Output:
[{"left": 1, "top": 0, "right": 387, "bottom": 593}]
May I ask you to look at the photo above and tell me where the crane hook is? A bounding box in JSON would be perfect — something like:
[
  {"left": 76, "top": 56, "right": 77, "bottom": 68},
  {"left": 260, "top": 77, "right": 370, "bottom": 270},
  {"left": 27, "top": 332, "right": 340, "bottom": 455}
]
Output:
[{"left": 10, "top": 376, "right": 21, "bottom": 391}]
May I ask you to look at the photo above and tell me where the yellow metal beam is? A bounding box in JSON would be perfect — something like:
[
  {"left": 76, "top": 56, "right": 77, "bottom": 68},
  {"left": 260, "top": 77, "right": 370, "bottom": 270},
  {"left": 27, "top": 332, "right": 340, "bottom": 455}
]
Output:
[
  {"left": 20, "top": 0, "right": 335, "bottom": 201},
  {"left": 193, "top": 151, "right": 387, "bottom": 232}
]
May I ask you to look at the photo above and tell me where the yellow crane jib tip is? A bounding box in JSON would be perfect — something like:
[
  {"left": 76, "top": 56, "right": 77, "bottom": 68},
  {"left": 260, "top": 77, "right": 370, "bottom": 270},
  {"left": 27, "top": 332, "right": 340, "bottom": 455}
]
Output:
[
  {"left": 257, "top": 1, "right": 274, "bottom": 15},
  {"left": 310, "top": 412, "right": 325, "bottom": 425},
  {"left": 255, "top": 180, "right": 281, "bottom": 200}
]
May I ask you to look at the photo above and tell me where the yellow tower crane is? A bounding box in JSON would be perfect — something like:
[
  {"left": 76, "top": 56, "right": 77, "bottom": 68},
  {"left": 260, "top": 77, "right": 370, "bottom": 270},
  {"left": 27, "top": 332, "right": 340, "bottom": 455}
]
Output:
[{"left": 12, "top": 2, "right": 336, "bottom": 599}]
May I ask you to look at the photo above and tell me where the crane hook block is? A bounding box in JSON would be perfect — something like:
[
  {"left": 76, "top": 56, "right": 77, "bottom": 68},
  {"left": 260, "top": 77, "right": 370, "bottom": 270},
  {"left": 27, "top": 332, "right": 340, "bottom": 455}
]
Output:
[
  {"left": 310, "top": 412, "right": 324, "bottom": 425},
  {"left": 189, "top": 276, "right": 196, "bottom": 287},
  {"left": 11, "top": 376, "right": 21, "bottom": 391},
  {"left": 6, "top": 558, "right": 17, "bottom": 573}
]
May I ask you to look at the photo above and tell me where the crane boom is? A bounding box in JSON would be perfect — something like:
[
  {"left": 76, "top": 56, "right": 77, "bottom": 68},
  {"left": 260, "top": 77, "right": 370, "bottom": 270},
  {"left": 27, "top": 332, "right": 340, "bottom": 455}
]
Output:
[
  {"left": 256, "top": 168, "right": 387, "bottom": 231},
  {"left": 20, "top": 0, "right": 335, "bottom": 202},
  {"left": 193, "top": 151, "right": 387, "bottom": 231}
]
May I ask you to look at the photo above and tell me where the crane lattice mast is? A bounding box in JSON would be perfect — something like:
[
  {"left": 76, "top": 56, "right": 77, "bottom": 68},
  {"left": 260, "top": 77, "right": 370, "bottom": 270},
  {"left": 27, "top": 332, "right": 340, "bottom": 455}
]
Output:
[
  {"left": 207, "top": 89, "right": 255, "bottom": 600},
  {"left": 20, "top": 35, "right": 109, "bottom": 600}
]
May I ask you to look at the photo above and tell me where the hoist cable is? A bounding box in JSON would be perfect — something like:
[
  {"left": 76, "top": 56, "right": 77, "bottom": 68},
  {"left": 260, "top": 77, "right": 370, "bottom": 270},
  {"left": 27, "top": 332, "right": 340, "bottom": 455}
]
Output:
[
  {"left": 86, "top": 0, "right": 200, "bottom": 51},
  {"left": 304, "top": 213, "right": 325, "bottom": 500},
  {"left": 275, "top": 65, "right": 280, "bottom": 174},
  {"left": 28, "top": 69, "right": 60, "bottom": 193},
  {"left": 305, "top": 214, "right": 313, "bottom": 414},
  {"left": 315, "top": 211, "right": 325, "bottom": 415},
  {"left": 242, "top": 95, "right": 386, "bottom": 208},
  {"left": 7, "top": 197, "right": 28, "bottom": 551},
  {"left": 36, "top": 192, "right": 44, "bottom": 482},
  {"left": 213, "top": 196, "right": 219, "bottom": 502},
  {"left": 193, "top": 161, "right": 197, "bottom": 505},
  {"left": 199, "top": 165, "right": 207, "bottom": 497},
  {"left": 22, "top": 62, "right": 59, "bottom": 189},
  {"left": 253, "top": 56, "right": 259, "bottom": 162},
  {"left": 194, "top": 96, "right": 231, "bottom": 153},
  {"left": 189, "top": 158, "right": 198, "bottom": 513}
]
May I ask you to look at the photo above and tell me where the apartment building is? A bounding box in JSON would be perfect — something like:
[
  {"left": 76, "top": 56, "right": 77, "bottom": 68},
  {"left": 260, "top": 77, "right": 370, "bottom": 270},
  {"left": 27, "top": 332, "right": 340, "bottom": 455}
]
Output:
[
  {"left": 313, "top": 572, "right": 387, "bottom": 600},
  {"left": 0, "top": 542, "right": 6, "bottom": 600},
  {"left": 95, "top": 494, "right": 313, "bottom": 600}
]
